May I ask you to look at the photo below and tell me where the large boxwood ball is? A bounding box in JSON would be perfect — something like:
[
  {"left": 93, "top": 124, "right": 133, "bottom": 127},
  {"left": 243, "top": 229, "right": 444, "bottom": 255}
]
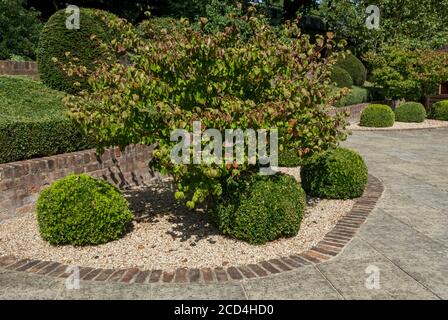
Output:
[
  {"left": 330, "top": 66, "right": 353, "bottom": 88},
  {"left": 335, "top": 55, "right": 367, "bottom": 86},
  {"left": 394, "top": 102, "right": 426, "bottom": 123},
  {"left": 429, "top": 100, "right": 448, "bottom": 121},
  {"left": 300, "top": 147, "right": 368, "bottom": 199},
  {"left": 210, "top": 174, "right": 306, "bottom": 245},
  {"left": 36, "top": 8, "right": 119, "bottom": 94},
  {"left": 36, "top": 174, "right": 133, "bottom": 246},
  {"left": 360, "top": 104, "right": 395, "bottom": 127}
]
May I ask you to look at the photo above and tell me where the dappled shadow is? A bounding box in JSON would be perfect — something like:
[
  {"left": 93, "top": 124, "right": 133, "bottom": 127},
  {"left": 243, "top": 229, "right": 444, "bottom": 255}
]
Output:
[{"left": 124, "top": 179, "right": 221, "bottom": 245}]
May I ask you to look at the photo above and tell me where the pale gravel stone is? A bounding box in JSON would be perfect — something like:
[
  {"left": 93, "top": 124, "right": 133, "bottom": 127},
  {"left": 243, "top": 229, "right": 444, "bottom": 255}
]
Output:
[
  {"left": 0, "top": 170, "right": 354, "bottom": 272},
  {"left": 349, "top": 119, "right": 448, "bottom": 131}
]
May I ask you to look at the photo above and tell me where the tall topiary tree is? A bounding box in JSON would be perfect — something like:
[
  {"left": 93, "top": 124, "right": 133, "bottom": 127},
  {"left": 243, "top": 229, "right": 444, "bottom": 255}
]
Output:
[
  {"left": 36, "top": 8, "right": 120, "bottom": 93},
  {"left": 64, "top": 7, "right": 350, "bottom": 209}
]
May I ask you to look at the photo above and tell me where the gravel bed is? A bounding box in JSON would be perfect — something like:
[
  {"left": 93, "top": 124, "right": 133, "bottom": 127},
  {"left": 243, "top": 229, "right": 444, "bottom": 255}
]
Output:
[
  {"left": 0, "top": 170, "right": 354, "bottom": 271},
  {"left": 349, "top": 119, "right": 448, "bottom": 131}
]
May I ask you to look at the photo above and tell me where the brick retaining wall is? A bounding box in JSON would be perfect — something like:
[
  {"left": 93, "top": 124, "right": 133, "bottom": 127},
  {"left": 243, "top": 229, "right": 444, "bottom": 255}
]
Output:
[
  {"left": 329, "top": 103, "right": 370, "bottom": 122},
  {"left": 0, "top": 60, "right": 38, "bottom": 78},
  {"left": 0, "top": 145, "right": 154, "bottom": 221}
]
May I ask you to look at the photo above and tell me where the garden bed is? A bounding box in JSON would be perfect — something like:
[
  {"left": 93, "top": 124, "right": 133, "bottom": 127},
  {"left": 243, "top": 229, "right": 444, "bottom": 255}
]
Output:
[
  {"left": 0, "top": 171, "right": 354, "bottom": 272},
  {"left": 349, "top": 119, "right": 448, "bottom": 131}
]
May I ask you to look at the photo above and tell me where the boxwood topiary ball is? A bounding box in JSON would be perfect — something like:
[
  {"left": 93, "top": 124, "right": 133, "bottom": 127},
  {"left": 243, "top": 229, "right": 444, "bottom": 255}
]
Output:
[
  {"left": 300, "top": 147, "right": 368, "bottom": 199},
  {"left": 210, "top": 174, "right": 306, "bottom": 245},
  {"left": 429, "top": 100, "right": 448, "bottom": 121},
  {"left": 37, "top": 8, "right": 119, "bottom": 94},
  {"left": 36, "top": 174, "right": 133, "bottom": 246},
  {"left": 394, "top": 102, "right": 426, "bottom": 123},
  {"left": 330, "top": 66, "right": 353, "bottom": 88},
  {"left": 360, "top": 104, "right": 395, "bottom": 127},
  {"left": 335, "top": 55, "right": 367, "bottom": 86}
]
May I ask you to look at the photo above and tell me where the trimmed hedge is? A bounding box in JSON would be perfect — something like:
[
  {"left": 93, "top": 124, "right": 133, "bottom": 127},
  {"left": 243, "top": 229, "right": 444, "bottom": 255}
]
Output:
[
  {"left": 330, "top": 66, "right": 353, "bottom": 88},
  {"left": 360, "top": 104, "right": 395, "bottom": 127},
  {"left": 211, "top": 174, "right": 306, "bottom": 245},
  {"left": 394, "top": 102, "right": 426, "bottom": 123},
  {"left": 335, "top": 86, "right": 369, "bottom": 107},
  {"left": 0, "top": 76, "right": 95, "bottom": 164},
  {"left": 36, "top": 174, "right": 133, "bottom": 246},
  {"left": 336, "top": 55, "right": 367, "bottom": 86},
  {"left": 300, "top": 148, "right": 368, "bottom": 199},
  {"left": 429, "top": 100, "right": 448, "bottom": 120},
  {"left": 37, "top": 8, "right": 119, "bottom": 94}
]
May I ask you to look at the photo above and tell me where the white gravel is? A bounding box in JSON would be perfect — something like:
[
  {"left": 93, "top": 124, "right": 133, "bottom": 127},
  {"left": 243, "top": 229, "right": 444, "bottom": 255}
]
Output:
[
  {"left": 0, "top": 171, "right": 354, "bottom": 272},
  {"left": 349, "top": 119, "right": 448, "bottom": 131}
]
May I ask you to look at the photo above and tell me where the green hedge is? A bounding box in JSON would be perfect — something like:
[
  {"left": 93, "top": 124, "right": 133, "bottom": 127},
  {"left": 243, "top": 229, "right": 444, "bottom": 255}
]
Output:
[
  {"left": 335, "top": 86, "right": 369, "bottom": 107},
  {"left": 360, "top": 104, "right": 395, "bottom": 127},
  {"left": 429, "top": 100, "right": 448, "bottom": 120},
  {"left": 210, "top": 174, "right": 306, "bottom": 245},
  {"left": 330, "top": 66, "right": 353, "bottom": 88},
  {"left": 0, "top": 76, "right": 95, "bottom": 164},
  {"left": 336, "top": 55, "right": 367, "bottom": 86},
  {"left": 278, "top": 148, "right": 303, "bottom": 167},
  {"left": 300, "top": 147, "right": 368, "bottom": 199},
  {"left": 37, "top": 8, "right": 119, "bottom": 94},
  {"left": 37, "top": 174, "right": 133, "bottom": 246},
  {"left": 394, "top": 102, "right": 426, "bottom": 123}
]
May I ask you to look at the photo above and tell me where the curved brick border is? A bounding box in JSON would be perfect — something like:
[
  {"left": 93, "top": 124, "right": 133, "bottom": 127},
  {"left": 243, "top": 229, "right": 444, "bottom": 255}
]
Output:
[{"left": 0, "top": 175, "right": 383, "bottom": 284}]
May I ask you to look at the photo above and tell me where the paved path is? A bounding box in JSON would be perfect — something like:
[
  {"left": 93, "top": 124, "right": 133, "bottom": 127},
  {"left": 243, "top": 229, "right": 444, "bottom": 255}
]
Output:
[{"left": 1, "top": 129, "right": 447, "bottom": 299}]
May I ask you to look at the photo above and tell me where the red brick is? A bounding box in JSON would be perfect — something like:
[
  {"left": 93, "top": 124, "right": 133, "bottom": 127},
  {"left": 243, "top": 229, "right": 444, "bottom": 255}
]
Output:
[
  {"left": 0, "top": 255, "right": 18, "bottom": 268},
  {"left": 82, "top": 269, "right": 102, "bottom": 281},
  {"left": 174, "top": 268, "right": 188, "bottom": 283},
  {"left": 260, "top": 261, "right": 281, "bottom": 274},
  {"left": 237, "top": 266, "right": 257, "bottom": 279},
  {"left": 201, "top": 268, "right": 214, "bottom": 282},
  {"left": 188, "top": 269, "right": 201, "bottom": 282},
  {"left": 148, "top": 270, "right": 162, "bottom": 283},
  {"left": 134, "top": 270, "right": 151, "bottom": 284},
  {"left": 268, "top": 259, "right": 291, "bottom": 271},
  {"left": 93, "top": 269, "right": 115, "bottom": 281},
  {"left": 108, "top": 269, "right": 126, "bottom": 282},
  {"left": 248, "top": 264, "right": 268, "bottom": 277},
  {"left": 227, "top": 267, "right": 243, "bottom": 280},
  {"left": 162, "top": 271, "right": 175, "bottom": 283},
  {"left": 214, "top": 267, "right": 228, "bottom": 282},
  {"left": 120, "top": 268, "right": 139, "bottom": 283}
]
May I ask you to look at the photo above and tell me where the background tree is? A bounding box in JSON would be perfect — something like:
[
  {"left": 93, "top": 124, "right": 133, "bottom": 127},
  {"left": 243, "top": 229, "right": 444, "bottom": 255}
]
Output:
[{"left": 0, "top": 0, "right": 42, "bottom": 60}]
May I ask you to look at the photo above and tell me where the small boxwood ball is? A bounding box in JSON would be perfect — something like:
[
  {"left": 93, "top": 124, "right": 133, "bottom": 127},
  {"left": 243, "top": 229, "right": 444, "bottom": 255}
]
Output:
[
  {"left": 394, "top": 102, "right": 426, "bottom": 123},
  {"left": 210, "top": 174, "right": 306, "bottom": 245},
  {"left": 429, "top": 100, "right": 448, "bottom": 121},
  {"left": 360, "top": 104, "right": 395, "bottom": 127},
  {"left": 36, "top": 174, "right": 133, "bottom": 246},
  {"left": 300, "top": 147, "right": 368, "bottom": 199}
]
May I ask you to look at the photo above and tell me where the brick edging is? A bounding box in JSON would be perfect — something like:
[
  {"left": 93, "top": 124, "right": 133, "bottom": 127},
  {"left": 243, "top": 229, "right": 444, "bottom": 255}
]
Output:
[
  {"left": 350, "top": 125, "right": 448, "bottom": 132},
  {"left": 0, "top": 175, "right": 384, "bottom": 284}
]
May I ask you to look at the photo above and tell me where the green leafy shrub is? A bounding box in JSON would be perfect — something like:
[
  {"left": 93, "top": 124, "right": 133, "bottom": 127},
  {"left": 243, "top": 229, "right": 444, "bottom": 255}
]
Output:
[
  {"left": 336, "top": 55, "right": 367, "bottom": 86},
  {"left": 210, "top": 174, "right": 306, "bottom": 244},
  {"left": 359, "top": 104, "right": 395, "bottom": 127},
  {"left": 65, "top": 9, "right": 349, "bottom": 209},
  {"left": 335, "top": 86, "right": 369, "bottom": 107},
  {"left": 0, "top": 0, "right": 42, "bottom": 60},
  {"left": 363, "top": 83, "right": 385, "bottom": 102},
  {"left": 301, "top": 147, "right": 368, "bottom": 199},
  {"left": 330, "top": 66, "right": 353, "bottom": 88},
  {"left": 429, "top": 100, "right": 448, "bottom": 120},
  {"left": 278, "top": 149, "right": 303, "bottom": 167},
  {"left": 0, "top": 76, "right": 95, "bottom": 163},
  {"left": 36, "top": 174, "right": 133, "bottom": 246},
  {"left": 36, "top": 8, "right": 119, "bottom": 93},
  {"left": 138, "top": 17, "right": 181, "bottom": 41},
  {"left": 394, "top": 102, "right": 426, "bottom": 122},
  {"left": 365, "top": 45, "right": 448, "bottom": 101}
]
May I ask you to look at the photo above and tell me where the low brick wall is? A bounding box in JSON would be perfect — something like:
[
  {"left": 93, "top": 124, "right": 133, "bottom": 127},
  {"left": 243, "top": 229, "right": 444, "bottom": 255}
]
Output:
[
  {"left": 0, "top": 60, "right": 38, "bottom": 78},
  {"left": 329, "top": 103, "right": 370, "bottom": 122},
  {"left": 0, "top": 145, "right": 154, "bottom": 221}
]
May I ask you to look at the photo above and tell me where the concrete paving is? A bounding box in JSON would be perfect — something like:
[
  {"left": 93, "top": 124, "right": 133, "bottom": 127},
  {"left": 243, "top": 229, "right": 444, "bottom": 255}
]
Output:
[{"left": 0, "top": 128, "right": 447, "bottom": 299}]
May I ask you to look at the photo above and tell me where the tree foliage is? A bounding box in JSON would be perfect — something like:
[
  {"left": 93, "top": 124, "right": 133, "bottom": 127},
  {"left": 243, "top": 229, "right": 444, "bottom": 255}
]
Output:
[
  {"left": 64, "top": 8, "right": 349, "bottom": 208},
  {"left": 0, "top": 0, "right": 42, "bottom": 60}
]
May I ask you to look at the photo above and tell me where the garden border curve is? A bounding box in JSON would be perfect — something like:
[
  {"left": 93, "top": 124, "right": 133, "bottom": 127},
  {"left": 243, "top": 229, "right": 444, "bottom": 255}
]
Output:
[{"left": 0, "top": 175, "right": 384, "bottom": 284}]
